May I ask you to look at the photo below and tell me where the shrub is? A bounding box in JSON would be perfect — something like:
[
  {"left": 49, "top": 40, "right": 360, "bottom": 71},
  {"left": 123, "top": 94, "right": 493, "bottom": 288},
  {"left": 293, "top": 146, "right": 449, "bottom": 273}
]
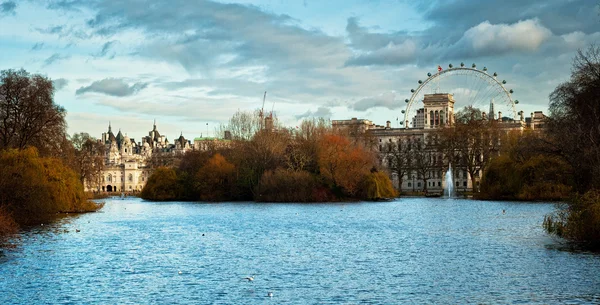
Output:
[
  {"left": 0, "top": 148, "right": 97, "bottom": 224},
  {"left": 141, "top": 167, "right": 182, "bottom": 201},
  {"left": 195, "top": 153, "right": 236, "bottom": 201},
  {"left": 360, "top": 171, "right": 398, "bottom": 200},
  {"left": 257, "top": 168, "right": 320, "bottom": 202},
  {"left": 0, "top": 206, "right": 18, "bottom": 246},
  {"left": 544, "top": 190, "right": 600, "bottom": 248}
]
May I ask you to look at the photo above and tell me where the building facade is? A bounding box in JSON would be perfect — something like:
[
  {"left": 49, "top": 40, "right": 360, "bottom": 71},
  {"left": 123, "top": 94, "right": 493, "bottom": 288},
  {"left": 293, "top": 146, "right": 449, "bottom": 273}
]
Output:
[
  {"left": 333, "top": 93, "right": 546, "bottom": 194},
  {"left": 86, "top": 122, "right": 193, "bottom": 192}
]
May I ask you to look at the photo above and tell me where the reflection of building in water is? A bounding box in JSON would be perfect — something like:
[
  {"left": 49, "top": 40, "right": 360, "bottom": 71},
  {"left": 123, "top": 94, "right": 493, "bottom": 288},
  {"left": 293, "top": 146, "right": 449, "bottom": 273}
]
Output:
[
  {"left": 87, "top": 121, "right": 193, "bottom": 192},
  {"left": 332, "top": 93, "right": 546, "bottom": 194}
]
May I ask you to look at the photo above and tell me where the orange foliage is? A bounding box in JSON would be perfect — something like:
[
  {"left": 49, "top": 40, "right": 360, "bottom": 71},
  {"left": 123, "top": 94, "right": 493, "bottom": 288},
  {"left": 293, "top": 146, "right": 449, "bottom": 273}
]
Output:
[
  {"left": 317, "top": 134, "right": 375, "bottom": 196},
  {"left": 0, "top": 148, "right": 97, "bottom": 224},
  {"left": 196, "top": 153, "right": 236, "bottom": 201}
]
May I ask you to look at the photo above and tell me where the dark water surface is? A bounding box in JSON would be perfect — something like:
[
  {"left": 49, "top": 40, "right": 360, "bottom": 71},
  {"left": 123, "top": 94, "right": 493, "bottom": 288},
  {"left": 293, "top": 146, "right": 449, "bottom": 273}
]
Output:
[{"left": 2, "top": 198, "right": 600, "bottom": 304}]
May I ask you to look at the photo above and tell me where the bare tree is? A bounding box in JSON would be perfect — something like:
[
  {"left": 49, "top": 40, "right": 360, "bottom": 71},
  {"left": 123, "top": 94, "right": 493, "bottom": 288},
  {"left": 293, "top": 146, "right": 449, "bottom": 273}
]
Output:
[
  {"left": 0, "top": 69, "right": 66, "bottom": 153},
  {"left": 71, "top": 132, "right": 105, "bottom": 190}
]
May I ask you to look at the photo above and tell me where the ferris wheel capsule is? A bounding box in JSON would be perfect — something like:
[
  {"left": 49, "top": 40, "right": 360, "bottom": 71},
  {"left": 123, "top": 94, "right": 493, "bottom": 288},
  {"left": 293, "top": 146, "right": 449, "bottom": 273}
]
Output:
[
  {"left": 411, "top": 89, "right": 415, "bottom": 93},
  {"left": 418, "top": 80, "right": 423, "bottom": 84},
  {"left": 405, "top": 99, "right": 409, "bottom": 103},
  {"left": 427, "top": 72, "right": 432, "bottom": 77},
  {"left": 472, "top": 63, "right": 476, "bottom": 68},
  {"left": 460, "top": 62, "right": 465, "bottom": 67},
  {"left": 483, "top": 67, "right": 488, "bottom": 72},
  {"left": 449, "top": 64, "right": 453, "bottom": 68},
  {"left": 493, "top": 72, "right": 498, "bottom": 77},
  {"left": 401, "top": 110, "right": 405, "bottom": 114},
  {"left": 510, "top": 89, "right": 514, "bottom": 94},
  {"left": 502, "top": 80, "right": 507, "bottom": 84},
  {"left": 515, "top": 100, "right": 519, "bottom": 104}
]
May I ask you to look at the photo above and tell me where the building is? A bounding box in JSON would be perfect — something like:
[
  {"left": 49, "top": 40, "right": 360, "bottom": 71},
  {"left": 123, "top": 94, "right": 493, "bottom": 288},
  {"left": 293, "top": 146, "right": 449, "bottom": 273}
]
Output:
[
  {"left": 332, "top": 93, "right": 546, "bottom": 194},
  {"left": 86, "top": 121, "right": 193, "bottom": 192}
]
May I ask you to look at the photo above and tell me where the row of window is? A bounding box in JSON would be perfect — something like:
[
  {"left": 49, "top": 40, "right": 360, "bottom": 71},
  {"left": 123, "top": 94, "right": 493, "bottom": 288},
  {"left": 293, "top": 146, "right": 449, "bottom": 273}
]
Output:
[{"left": 406, "top": 181, "right": 469, "bottom": 188}]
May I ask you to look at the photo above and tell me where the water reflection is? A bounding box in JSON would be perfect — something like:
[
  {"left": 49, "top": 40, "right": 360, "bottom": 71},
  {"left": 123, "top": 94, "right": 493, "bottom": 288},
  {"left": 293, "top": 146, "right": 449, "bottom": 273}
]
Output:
[{"left": 1, "top": 197, "right": 600, "bottom": 304}]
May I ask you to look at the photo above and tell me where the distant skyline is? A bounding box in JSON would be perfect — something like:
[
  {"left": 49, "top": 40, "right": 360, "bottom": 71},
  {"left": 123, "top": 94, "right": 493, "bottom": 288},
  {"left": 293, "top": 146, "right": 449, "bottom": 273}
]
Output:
[{"left": 1, "top": 0, "right": 599, "bottom": 141}]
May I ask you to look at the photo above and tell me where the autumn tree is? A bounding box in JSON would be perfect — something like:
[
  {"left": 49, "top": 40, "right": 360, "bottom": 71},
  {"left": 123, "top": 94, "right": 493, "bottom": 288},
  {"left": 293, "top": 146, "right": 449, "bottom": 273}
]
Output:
[
  {"left": 0, "top": 69, "right": 67, "bottom": 154},
  {"left": 140, "top": 167, "right": 182, "bottom": 201},
  {"left": 0, "top": 148, "right": 98, "bottom": 224},
  {"left": 195, "top": 153, "right": 236, "bottom": 201},
  {"left": 317, "top": 133, "right": 375, "bottom": 196}
]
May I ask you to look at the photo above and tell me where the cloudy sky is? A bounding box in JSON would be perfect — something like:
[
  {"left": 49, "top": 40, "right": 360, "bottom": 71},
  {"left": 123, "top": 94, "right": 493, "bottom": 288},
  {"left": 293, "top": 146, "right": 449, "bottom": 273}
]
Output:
[{"left": 1, "top": 0, "right": 598, "bottom": 141}]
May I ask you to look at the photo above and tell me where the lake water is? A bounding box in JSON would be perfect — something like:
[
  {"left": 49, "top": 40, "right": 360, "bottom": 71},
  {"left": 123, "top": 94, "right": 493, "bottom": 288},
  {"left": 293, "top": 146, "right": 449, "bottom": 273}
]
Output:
[{"left": 1, "top": 198, "right": 600, "bottom": 304}]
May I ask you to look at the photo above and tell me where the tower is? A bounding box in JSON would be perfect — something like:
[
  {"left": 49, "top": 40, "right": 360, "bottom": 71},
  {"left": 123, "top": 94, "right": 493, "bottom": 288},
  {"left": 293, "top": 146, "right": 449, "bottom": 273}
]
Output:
[{"left": 488, "top": 99, "right": 495, "bottom": 120}]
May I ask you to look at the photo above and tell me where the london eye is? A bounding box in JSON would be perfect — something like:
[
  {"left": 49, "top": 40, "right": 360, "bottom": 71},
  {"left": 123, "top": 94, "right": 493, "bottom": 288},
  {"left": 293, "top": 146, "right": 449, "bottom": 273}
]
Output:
[{"left": 401, "top": 63, "right": 518, "bottom": 128}]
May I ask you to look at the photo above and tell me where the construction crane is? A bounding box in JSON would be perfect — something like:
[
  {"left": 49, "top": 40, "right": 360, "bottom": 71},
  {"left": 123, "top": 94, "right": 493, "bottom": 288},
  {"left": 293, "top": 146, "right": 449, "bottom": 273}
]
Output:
[{"left": 259, "top": 91, "right": 267, "bottom": 129}]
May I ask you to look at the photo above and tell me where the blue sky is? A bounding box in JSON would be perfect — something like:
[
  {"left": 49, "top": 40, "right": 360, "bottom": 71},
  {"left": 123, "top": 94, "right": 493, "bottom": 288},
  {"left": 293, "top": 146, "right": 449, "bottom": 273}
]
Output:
[{"left": 1, "top": 0, "right": 598, "bottom": 141}]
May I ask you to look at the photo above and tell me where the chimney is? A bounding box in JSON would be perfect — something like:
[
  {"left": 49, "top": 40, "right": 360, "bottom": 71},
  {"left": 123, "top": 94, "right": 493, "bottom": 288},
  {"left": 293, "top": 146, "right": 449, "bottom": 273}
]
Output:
[
  {"left": 498, "top": 111, "right": 502, "bottom": 121},
  {"left": 386, "top": 121, "right": 391, "bottom": 128}
]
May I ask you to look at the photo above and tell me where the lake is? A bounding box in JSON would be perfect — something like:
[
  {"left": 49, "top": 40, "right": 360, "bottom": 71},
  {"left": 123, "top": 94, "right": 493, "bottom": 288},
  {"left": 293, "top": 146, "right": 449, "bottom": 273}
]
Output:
[{"left": 1, "top": 197, "right": 600, "bottom": 304}]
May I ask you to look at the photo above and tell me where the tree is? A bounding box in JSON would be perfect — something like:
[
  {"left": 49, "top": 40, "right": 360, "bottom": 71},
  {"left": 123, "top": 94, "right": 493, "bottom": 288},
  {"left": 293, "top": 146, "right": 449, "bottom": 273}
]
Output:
[
  {"left": 71, "top": 132, "right": 105, "bottom": 190},
  {"left": 195, "top": 153, "right": 236, "bottom": 201},
  {"left": 317, "top": 133, "right": 375, "bottom": 196},
  {"left": 385, "top": 139, "right": 412, "bottom": 191},
  {"left": 0, "top": 148, "right": 97, "bottom": 224},
  {"left": 0, "top": 69, "right": 67, "bottom": 154},
  {"left": 140, "top": 167, "right": 181, "bottom": 201},
  {"left": 412, "top": 137, "right": 434, "bottom": 193},
  {"left": 439, "top": 106, "right": 501, "bottom": 192},
  {"left": 547, "top": 45, "right": 600, "bottom": 191}
]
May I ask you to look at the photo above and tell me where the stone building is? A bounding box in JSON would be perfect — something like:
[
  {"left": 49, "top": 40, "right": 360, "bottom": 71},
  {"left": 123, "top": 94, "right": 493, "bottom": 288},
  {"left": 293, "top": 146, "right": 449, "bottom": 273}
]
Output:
[
  {"left": 332, "top": 93, "right": 546, "bottom": 194},
  {"left": 86, "top": 121, "right": 192, "bottom": 192}
]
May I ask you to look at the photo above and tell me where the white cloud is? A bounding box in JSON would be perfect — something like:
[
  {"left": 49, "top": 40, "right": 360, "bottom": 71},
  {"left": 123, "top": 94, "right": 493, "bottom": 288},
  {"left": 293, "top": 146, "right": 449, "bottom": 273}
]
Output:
[{"left": 460, "top": 19, "right": 552, "bottom": 55}]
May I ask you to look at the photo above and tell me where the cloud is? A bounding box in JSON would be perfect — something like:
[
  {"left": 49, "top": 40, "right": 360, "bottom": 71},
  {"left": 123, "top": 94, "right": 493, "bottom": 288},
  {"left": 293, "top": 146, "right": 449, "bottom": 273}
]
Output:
[
  {"left": 76, "top": 78, "right": 148, "bottom": 97},
  {"left": 295, "top": 106, "right": 332, "bottom": 119},
  {"left": 0, "top": 1, "right": 16, "bottom": 15},
  {"left": 346, "top": 18, "right": 553, "bottom": 66},
  {"left": 346, "top": 40, "right": 417, "bottom": 66},
  {"left": 36, "top": 25, "right": 64, "bottom": 35},
  {"left": 52, "top": 78, "right": 69, "bottom": 91},
  {"left": 95, "top": 40, "right": 117, "bottom": 57},
  {"left": 453, "top": 19, "right": 552, "bottom": 57},
  {"left": 31, "top": 42, "right": 44, "bottom": 51},
  {"left": 43, "top": 53, "right": 70, "bottom": 66},
  {"left": 353, "top": 91, "right": 397, "bottom": 111}
]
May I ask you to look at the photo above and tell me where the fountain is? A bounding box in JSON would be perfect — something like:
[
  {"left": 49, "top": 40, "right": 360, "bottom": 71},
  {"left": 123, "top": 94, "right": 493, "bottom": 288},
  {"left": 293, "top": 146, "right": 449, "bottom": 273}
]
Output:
[{"left": 444, "top": 163, "right": 455, "bottom": 198}]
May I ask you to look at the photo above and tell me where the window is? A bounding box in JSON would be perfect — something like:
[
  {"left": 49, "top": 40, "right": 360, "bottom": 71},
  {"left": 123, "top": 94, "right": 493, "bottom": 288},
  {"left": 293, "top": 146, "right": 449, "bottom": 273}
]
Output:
[
  {"left": 128, "top": 174, "right": 133, "bottom": 182},
  {"left": 417, "top": 182, "right": 421, "bottom": 187},
  {"left": 463, "top": 181, "right": 467, "bottom": 187},
  {"left": 456, "top": 181, "right": 460, "bottom": 187},
  {"left": 142, "top": 177, "right": 145, "bottom": 181},
  {"left": 408, "top": 183, "right": 412, "bottom": 187},
  {"left": 438, "top": 182, "right": 441, "bottom": 187}
]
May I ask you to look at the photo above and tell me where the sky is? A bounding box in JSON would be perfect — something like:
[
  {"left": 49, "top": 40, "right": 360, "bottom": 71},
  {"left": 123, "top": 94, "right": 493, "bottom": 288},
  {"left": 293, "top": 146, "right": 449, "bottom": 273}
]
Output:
[{"left": 1, "top": 0, "right": 598, "bottom": 141}]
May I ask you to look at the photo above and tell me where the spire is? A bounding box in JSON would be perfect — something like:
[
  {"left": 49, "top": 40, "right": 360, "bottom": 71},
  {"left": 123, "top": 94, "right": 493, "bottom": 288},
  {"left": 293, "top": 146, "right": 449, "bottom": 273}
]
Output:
[
  {"left": 153, "top": 119, "right": 156, "bottom": 130},
  {"left": 488, "top": 99, "right": 495, "bottom": 120},
  {"left": 108, "top": 121, "right": 112, "bottom": 133}
]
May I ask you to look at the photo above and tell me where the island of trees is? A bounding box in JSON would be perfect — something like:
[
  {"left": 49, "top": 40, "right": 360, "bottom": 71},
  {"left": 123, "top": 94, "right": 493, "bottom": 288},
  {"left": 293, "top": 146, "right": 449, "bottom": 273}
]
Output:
[{"left": 141, "top": 116, "right": 397, "bottom": 202}]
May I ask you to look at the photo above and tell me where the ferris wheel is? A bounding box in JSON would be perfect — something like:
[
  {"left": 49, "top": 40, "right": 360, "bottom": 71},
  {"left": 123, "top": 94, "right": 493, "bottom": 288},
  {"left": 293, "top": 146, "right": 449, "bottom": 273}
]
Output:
[{"left": 401, "top": 63, "right": 519, "bottom": 128}]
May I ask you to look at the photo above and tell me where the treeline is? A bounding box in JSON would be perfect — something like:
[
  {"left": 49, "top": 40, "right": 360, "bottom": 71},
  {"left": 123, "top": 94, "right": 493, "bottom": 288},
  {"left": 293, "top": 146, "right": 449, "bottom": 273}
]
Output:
[
  {"left": 0, "top": 69, "right": 101, "bottom": 246},
  {"left": 141, "top": 117, "right": 397, "bottom": 202},
  {"left": 465, "top": 45, "right": 600, "bottom": 248}
]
